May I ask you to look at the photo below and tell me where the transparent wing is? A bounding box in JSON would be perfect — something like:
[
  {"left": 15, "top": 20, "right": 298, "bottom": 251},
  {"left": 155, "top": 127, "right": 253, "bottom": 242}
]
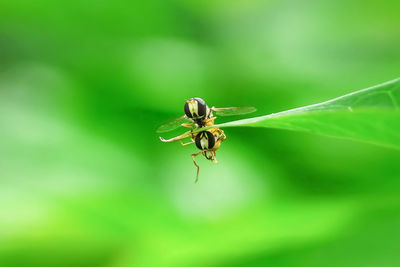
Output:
[
  {"left": 211, "top": 106, "right": 256, "bottom": 116},
  {"left": 156, "top": 115, "right": 192, "bottom": 133}
]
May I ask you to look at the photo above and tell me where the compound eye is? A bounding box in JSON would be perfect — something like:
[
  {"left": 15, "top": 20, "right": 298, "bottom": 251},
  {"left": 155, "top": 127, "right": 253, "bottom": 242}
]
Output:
[
  {"left": 195, "top": 131, "right": 215, "bottom": 150},
  {"left": 184, "top": 97, "right": 207, "bottom": 119}
]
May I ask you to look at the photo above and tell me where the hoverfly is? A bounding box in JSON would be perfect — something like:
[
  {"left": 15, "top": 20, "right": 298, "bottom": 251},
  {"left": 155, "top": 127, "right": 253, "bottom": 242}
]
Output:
[
  {"left": 158, "top": 97, "right": 256, "bottom": 182},
  {"left": 156, "top": 97, "right": 256, "bottom": 133},
  {"left": 160, "top": 127, "right": 226, "bottom": 182}
]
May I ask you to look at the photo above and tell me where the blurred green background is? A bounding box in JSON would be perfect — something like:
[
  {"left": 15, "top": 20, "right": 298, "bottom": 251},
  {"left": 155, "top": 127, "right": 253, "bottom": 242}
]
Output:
[{"left": 0, "top": 0, "right": 400, "bottom": 266}]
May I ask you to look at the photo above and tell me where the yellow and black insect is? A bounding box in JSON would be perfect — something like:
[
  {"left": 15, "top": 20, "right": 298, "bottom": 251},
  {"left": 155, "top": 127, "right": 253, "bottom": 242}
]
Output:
[
  {"left": 160, "top": 127, "right": 226, "bottom": 182},
  {"left": 156, "top": 97, "right": 256, "bottom": 133},
  {"left": 158, "top": 97, "right": 256, "bottom": 182}
]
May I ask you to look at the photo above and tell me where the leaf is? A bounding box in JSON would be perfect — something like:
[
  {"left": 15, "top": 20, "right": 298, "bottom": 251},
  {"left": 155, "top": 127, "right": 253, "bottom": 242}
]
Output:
[{"left": 203, "top": 78, "right": 400, "bottom": 149}]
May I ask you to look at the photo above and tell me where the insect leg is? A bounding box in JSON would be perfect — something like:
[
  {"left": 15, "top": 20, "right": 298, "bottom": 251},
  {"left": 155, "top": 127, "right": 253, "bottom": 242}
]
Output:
[
  {"left": 212, "top": 151, "right": 218, "bottom": 163},
  {"left": 217, "top": 129, "right": 226, "bottom": 141},
  {"left": 204, "top": 151, "right": 213, "bottom": 160},
  {"left": 203, "top": 117, "right": 216, "bottom": 123},
  {"left": 159, "top": 131, "right": 191, "bottom": 143},
  {"left": 192, "top": 152, "right": 202, "bottom": 183},
  {"left": 181, "top": 122, "right": 194, "bottom": 128},
  {"left": 180, "top": 139, "right": 194, "bottom": 146}
]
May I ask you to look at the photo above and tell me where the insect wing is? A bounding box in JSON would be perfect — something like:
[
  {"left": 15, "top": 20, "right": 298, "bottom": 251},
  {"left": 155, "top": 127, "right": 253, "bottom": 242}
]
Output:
[
  {"left": 156, "top": 115, "right": 192, "bottom": 133},
  {"left": 212, "top": 106, "right": 256, "bottom": 116}
]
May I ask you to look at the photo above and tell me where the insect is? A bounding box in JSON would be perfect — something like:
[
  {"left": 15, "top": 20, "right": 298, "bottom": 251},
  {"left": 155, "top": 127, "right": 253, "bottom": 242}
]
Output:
[
  {"left": 158, "top": 97, "right": 256, "bottom": 182},
  {"left": 156, "top": 97, "right": 256, "bottom": 133},
  {"left": 160, "top": 127, "right": 226, "bottom": 183}
]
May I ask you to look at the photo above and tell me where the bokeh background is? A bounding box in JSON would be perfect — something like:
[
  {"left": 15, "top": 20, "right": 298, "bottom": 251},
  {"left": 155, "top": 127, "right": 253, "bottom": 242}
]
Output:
[{"left": 1, "top": 0, "right": 400, "bottom": 266}]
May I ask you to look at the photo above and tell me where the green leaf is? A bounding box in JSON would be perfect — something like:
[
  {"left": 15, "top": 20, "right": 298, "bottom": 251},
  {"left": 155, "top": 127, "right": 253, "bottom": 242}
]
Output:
[{"left": 210, "top": 78, "right": 400, "bottom": 149}]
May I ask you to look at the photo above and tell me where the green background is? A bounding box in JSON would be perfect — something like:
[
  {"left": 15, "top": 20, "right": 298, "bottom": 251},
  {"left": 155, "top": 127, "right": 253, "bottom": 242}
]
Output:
[{"left": 0, "top": 0, "right": 400, "bottom": 266}]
